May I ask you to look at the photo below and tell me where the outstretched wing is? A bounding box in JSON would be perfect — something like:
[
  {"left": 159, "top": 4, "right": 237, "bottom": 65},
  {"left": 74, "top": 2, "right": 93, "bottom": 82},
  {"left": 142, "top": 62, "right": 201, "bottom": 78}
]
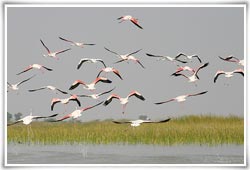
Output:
[
  {"left": 188, "top": 91, "right": 208, "bottom": 97},
  {"left": 126, "top": 49, "right": 142, "bottom": 57},
  {"left": 104, "top": 47, "right": 120, "bottom": 57},
  {"left": 69, "top": 80, "right": 85, "bottom": 90},
  {"left": 154, "top": 98, "right": 175, "bottom": 105},
  {"left": 214, "top": 72, "right": 225, "bottom": 83},
  {"left": 128, "top": 91, "right": 145, "bottom": 101},
  {"left": 112, "top": 121, "right": 131, "bottom": 124},
  {"left": 77, "top": 59, "right": 89, "bottom": 69},
  {"left": 192, "top": 55, "right": 202, "bottom": 63},
  {"left": 130, "top": 19, "right": 143, "bottom": 29},
  {"left": 59, "top": 36, "right": 74, "bottom": 43},
  {"left": 40, "top": 39, "right": 50, "bottom": 53},
  {"left": 56, "top": 88, "right": 68, "bottom": 94},
  {"left": 103, "top": 94, "right": 120, "bottom": 106},
  {"left": 55, "top": 48, "right": 71, "bottom": 55},
  {"left": 33, "top": 114, "right": 59, "bottom": 119},
  {"left": 82, "top": 101, "right": 103, "bottom": 111},
  {"left": 98, "top": 87, "right": 116, "bottom": 96},
  {"left": 29, "top": 87, "right": 46, "bottom": 92},
  {"left": 16, "top": 67, "right": 32, "bottom": 75},
  {"left": 144, "top": 118, "right": 171, "bottom": 123},
  {"left": 7, "top": 120, "right": 22, "bottom": 126},
  {"left": 17, "top": 75, "right": 35, "bottom": 87}
]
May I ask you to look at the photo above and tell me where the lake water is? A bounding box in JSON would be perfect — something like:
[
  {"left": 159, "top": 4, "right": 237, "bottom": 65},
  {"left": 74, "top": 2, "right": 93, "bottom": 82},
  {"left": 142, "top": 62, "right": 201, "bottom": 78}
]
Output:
[{"left": 7, "top": 143, "right": 244, "bottom": 165}]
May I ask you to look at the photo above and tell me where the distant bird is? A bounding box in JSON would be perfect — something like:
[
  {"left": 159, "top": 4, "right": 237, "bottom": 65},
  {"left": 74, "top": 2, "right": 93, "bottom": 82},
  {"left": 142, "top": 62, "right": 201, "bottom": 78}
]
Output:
[
  {"left": 59, "top": 36, "right": 95, "bottom": 48},
  {"left": 112, "top": 118, "right": 171, "bottom": 127},
  {"left": 171, "top": 62, "right": 209, "bottom": 83},
  {"left": 115, "top": 54, "right": 145, "bottom": 68},
  {"left": 77, "top": 88, "right": 115, "bottom": 100},
  {"left": 175, "top": 53, "right": 202, "bottom": 63},
  {"left": 172, "top": 66, "right": 195, "bottom": 74},
  {"left": 53, "top": 102, "right": 103, "bottom": 122},
  {"left": 155, "top": 91, "right": 208, "bottom": 105},
  {"left": 214, "top": 69, "right": 244, "bottom": 83},
  {"left": 77, "top": 58, "right": 106, "bottom": 69},
  {"left": 96, "top": 67, "right": 123, "bottom": 80},
  {"left": 117, "top": 15, "right": 143, "bottom": 29},
  {"left": 146, "top": 53, "right": 187, "bottom": 64},
  {"left": 69, "top": 77, "right": 112, "bottom": 91},
  {"left": 7, "top": 75, "right": 35, "bottom": 92},
  {"left": 16, "top": 64, "right": 52, "bottom": 75},
  {"left": 51, "top": 94, "right": 81, "bottom": 111},
  {"left": 29, "top": 85, "right": 68, "bottom": 94},
  {"left": 103, "top": 90, "right": 145, "bottom": 114},
  {"left": 7, "top": 113, "right": 58, "bottom": 126},
  {"left": 40, "top": 39, "right": 71, "bottom": 60},
  {"left": 218, "top": 56, "right": 244, "bottom": 66}
]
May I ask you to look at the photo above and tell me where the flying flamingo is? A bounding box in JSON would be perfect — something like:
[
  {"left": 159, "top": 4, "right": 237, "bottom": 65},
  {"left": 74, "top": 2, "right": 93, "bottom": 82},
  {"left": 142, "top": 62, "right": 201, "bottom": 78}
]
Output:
[
  {"left": 218, "top": 56, "right": 244, "bottom": 66},
  {"left": 214, "top": 69, "right": 244, "bottom": 83},
  {"left": 7, "top": 113, "right": 58, "bottom": 126},
  {"left": 51, "top": 94, "right": 81, "bottom": 111},
  {"left": 7, "top": 75, "right": 35, "bottom": 92},
  {"left": 53, "top": 102, "right": 103, "bottom": 122},
  {"left": 114, "top": 55, "right": 145, "bottom": 68},
  {"left": 171, "top": 62, "right": 209, "bottom": 83},
  {"left": 96, "top": 67, "right": 123, "bottom": 80},
  {"left": 146, "top": 53, "right": 187, "bottom": 64},
  {"left": 112, "top": 118, "right": 171, "bottom": 127},
  {"left": 154, "top": 91, "right": 208, "bottom": 105},
  {"left": 172, "top": 65, "right": 195, "bottom": 74},
  {"left": 103, "top": 90, "right": 145, "bottom": 114},
  {"left": 16, "top": 64, "right": 52, "bottom": 75},
  {"left": 117, "top": 15, "right": 143, "bottom": 29},
  {"left": 69, "top": 77, "right": 112, "bottom": 91},
  {"left": 29, "top": 85, "right": 68, "bottom": 94},
  {"left": 59, "top": 36, "right": 95, "bottom": 48},
  {"left": 77, "top": 88, "right": 115, "bottom": 100},
  {"left": 175, "top": 53, "right": 202, "bottom": 63},
  {"left": 77, "top": 58, "right": 106, "bottom": 69},
  {"left": 40, "top": 39, "right": 71, "bottom": 60}
]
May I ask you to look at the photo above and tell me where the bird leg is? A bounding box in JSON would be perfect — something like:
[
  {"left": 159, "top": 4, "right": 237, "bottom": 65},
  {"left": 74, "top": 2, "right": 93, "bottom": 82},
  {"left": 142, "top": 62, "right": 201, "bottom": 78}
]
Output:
[{"left": 122, "top": 104, "right": 127, "bottom": 114}]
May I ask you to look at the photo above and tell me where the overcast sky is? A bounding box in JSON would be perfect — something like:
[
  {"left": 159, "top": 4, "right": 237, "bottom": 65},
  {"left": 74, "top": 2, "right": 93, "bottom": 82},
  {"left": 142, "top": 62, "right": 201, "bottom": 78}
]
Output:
[{"left": 7, "top": 6, "right": 244, "bottom": 121}]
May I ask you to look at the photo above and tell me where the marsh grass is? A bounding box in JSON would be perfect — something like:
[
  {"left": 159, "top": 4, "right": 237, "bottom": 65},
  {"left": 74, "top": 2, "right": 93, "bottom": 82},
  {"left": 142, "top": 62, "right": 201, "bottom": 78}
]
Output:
[{"left": 7, "top": 115, "right": 243, "bottom": 145}]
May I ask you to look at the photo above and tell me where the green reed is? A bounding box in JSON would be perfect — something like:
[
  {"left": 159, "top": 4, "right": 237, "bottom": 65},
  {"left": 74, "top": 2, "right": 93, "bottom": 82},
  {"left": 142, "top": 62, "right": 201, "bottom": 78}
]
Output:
[{"left": 7, "top": 115, "right": 244, "bottom": 145}]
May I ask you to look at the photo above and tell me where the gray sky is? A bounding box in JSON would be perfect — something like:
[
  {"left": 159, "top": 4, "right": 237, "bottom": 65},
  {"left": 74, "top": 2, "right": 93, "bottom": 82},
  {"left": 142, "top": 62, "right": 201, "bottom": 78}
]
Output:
[{"left": 7, "top": 6, "right": 244, "bottom": 121}]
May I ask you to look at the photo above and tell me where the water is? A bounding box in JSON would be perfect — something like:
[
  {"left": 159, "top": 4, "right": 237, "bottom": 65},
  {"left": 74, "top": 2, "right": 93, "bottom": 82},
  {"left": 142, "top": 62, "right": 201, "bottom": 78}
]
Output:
[{"left": 7, "top": 143, "right": 244, "bottom": 164}]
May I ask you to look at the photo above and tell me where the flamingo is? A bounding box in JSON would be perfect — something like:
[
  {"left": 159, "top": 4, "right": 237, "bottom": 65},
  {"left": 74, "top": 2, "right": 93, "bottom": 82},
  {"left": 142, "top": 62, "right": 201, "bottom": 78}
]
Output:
[
  {"left": 112, "top": 118, "right": 171, "bottom": 127},
  {"left": 59, "top": 36, "right": 95, "bottom": 48},
  {"left": 16, "top": 64, "right": 52, "bottom": 75},
  {"left": 40, "top": 39, "right": 71, "bottom": 60},
  {"left": 172, "top": 66, "right": 195, "bottom": 74},
  {"left": 214, "top": 69, "right": 244, "bottom": 83},
  {"left": 51, "top": 94, "right": 81, "bottom": 111},
  {"left": 171, "top": 62, "right": 209, "bottom": 83},
  {"left": 29, "top": 85, "right": 68, "bottom": 94},
  {"left": 77, "top": 88, "right": 115, "bottom": 100},
  {"left": 69, "top": 77, "right": 112, "bottom": 91},
  {"left": 53, "top": 102, "right": 103, "bottom": 122},
  {"left": 146, "top": 53, "right": 187, "bottom": 64},
  {"left": 96, "top": 67, "right": 123, "bottom": 80},
  {"left": 77, "top": 58, "right": 106, "bottom": 69},
  {"left": 7, "top": 113, "right": 58, "bottom": 126},
  {"left": 175, "top": 53, "right": 202, "bottom": 63},
  {"left": 103, "top": 90, "right": 145, "bottom": 114},
  {"left": 117, "top": 15, "right": 143, "bottom": 29},
  {"left": 154, "top": 91, "right": 208, "bottom": 105},
  {"left": 218, "top": 56, "right": 244, "bottom": 66},
  {"left": 114, "top": 55, "right": 145, "bottom": 68},
  {"left": 7, "top": 75, "right": 35, "bottom": 92}
]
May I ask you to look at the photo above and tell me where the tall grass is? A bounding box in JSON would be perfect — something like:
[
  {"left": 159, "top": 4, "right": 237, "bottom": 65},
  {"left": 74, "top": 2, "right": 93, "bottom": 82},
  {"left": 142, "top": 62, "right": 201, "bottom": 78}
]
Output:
[{"left": 7, "top": 115, "right": 244, "bottom": 145}]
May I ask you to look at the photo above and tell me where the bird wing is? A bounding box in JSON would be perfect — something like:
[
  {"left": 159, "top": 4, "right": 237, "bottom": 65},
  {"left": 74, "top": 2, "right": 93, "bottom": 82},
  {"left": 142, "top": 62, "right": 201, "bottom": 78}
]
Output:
[
  {"left": 83, "top": 43, "right": 96, "bottom": 46},
  {"left": 7, "top": 120, "right": 22, "bottom": 126},
  {"left": 70, "top": 98, "right": 81, "bottom": 107},
  {"left": 214, "top": 72, "right": 225, "bottom": 83},
  {"left": 17, "top": 75, "right": 35, "bottom": 87},
  {"left": 112, "top": 69, "right": 123, "bottom": 80},
  {"left": 96, "top": 59, "right": 107, "bottom": 68},
  {"left": 128, "top": 91, "right": 145, "bottom": 101},
  {"left": 233, "top": 69, "right": 244, "bottom": 77},
  {"left": 195, "top": 62, "right": 209, "bottom": 75},
  {"left": 112, "top": 121, "right": 131, "bottom": 124},
  {"left": 188, "top": 91, "right": 208, "bottom": 97},
  {"left": 96, "top": 70, "right": 103, "bottom": 78},
  {"left": 104, "top": 47, "right": 120, "bottom": 57},
  {"left": 59, "top": 36, "right": 74, "bottom": 43},
  {"left": 114, "top": 59, "right": 126, "bottom": 64},
  {"left": 32, "top": 114, "right": 58, "bottom": 119},
  {"left": 42, "top": 66, "right": 53, "bottom": 71},
  {"left": 51, "top": 100, "right": 61, "bottom": 111},
  {"left": 40, "top": 39, "right": 50, "bottom": 53},
  {"left": 130, "top": 19, "right": 143, "bottom": 29},
  {"left": 16, "top": 67, "right": 32, "bottom": 75},
  {"left": 56, "top": 88, "right": 68, "bottom": 94},
  {"left": 175, "top": 53, "right": 186, "bottom": 59},
  {"left": 82, "top": 101, "right": 103, "bottom": 111},
  {"left": 126, "top": 49, "right": 142, "bottom": 57},
  {"left": 98, "top": 87, "right": 116, "bottom": 96},
  {"left": 171, "top": 73, "right": 189, "bottom": 79},
  {"left": 77, "top": 59, "right": 89, "bottom": 69},
  {"left": 55, "top": 114, "right": 72, "bottom": 122},
  {"left": 103, "top": 94, "right": 120, "bottom": 106},
  {"left": 192, "top": 55, "right": 202, "bottom": 63},
  {"left": 55, "top": 48, "right": 71, "bottom": 55},
  {"left": 144, "top": 118, "right": 171, "bottom": 123},
  {"left": 154, "top": 99, "right": 175, "bottom": 105},
  {"left": 94, "top": 77, "right": 112, "bottom": 85},
  {"left": 28, "top": 87, "right": 46, "bottom": 92},
  {"left": 69, "top": 80, "right": 85, "bottom": 90},
  {"left": 136, "top": 59, "right": 145, "bottom": 68},
  {"left": 146, "top": 53, "right": 164, "bottom": 58}
]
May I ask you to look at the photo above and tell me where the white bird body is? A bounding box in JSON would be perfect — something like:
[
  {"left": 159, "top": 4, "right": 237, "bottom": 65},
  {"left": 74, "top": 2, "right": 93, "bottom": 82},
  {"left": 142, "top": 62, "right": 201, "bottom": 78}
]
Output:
[{"left": 175, "top": 95, "right": 188, "bottom": 102}]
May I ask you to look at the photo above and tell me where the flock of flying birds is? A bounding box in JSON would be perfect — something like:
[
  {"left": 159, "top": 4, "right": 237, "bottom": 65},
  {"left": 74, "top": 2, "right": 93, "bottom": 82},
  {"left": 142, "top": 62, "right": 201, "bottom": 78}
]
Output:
[{"left": 7, "top": 15, "right": 244, "bottom": 127}]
